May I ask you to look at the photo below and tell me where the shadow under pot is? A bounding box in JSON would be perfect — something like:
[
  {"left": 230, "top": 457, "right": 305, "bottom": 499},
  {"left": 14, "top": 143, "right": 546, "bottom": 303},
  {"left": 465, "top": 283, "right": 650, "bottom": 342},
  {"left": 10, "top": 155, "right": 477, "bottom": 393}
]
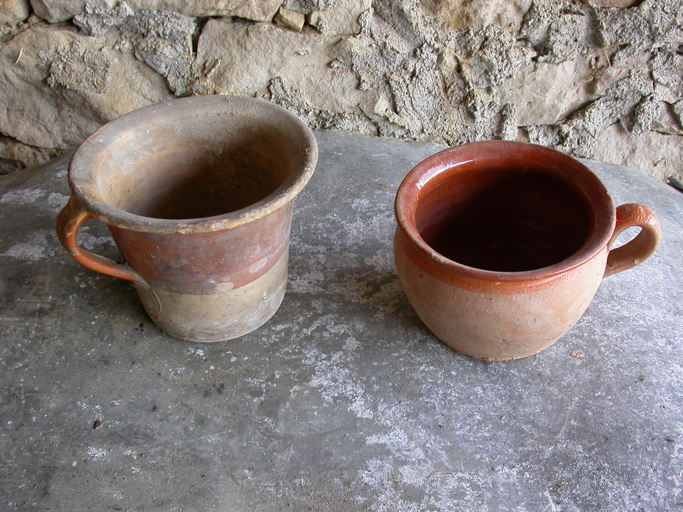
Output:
[
  {"left": 57, "top": 95, "right": 317, "bottom": 342},
  {"left": 394, "top": 141, "right": 661, "bottom": 361}
]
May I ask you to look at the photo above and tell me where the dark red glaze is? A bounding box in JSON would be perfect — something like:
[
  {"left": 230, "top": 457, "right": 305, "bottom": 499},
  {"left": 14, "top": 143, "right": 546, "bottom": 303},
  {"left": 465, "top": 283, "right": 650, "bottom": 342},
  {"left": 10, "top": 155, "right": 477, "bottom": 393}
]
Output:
[
  {"left": 109, "top": 204, "right": 292, "bottom": 294},
  {"left": 395, "top": 141, "right": 616, "bottom": 294}
]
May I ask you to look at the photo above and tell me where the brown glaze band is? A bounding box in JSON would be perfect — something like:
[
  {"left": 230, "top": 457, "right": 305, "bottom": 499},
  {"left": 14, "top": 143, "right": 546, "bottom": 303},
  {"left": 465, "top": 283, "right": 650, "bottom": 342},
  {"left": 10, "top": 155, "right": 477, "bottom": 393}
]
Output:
[
  {"left": 57, "top": 185, "right": 294, "bottom": 295},
  {"left": 109, "top": 204, "right": 293, "bottom": 294}
]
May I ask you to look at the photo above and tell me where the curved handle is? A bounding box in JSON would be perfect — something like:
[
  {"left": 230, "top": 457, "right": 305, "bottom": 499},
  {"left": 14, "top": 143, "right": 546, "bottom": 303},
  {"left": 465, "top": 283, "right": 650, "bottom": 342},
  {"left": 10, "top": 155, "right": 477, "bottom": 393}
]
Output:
[
  {"left": 604, "top": 203, "right": 661, "bottom": 277},
  {"left": 56, "top": 195, "right": 141, "bottom": 283}
]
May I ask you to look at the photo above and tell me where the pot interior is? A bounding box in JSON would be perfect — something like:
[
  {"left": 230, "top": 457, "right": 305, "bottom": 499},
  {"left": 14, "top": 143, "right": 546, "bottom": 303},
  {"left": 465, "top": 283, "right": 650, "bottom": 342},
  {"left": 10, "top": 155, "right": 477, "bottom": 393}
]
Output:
[
  {"left": 99, "top": 128, "right": 291, "bottom": 220},
  {"left": 75, "top": 97, "right": 315, "bottom": 223},
  {"left": 415, "top": 167, "right": 592, "bottom": 272}
]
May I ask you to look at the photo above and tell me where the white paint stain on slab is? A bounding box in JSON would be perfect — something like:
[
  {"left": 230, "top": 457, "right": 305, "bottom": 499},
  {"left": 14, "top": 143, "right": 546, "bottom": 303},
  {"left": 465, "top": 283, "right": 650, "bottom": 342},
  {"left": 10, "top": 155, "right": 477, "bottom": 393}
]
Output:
[
  {"left": 1, "top": 187, "right": 46, "bottom": 204},
  {"left": 87, "top": 446, "right": 109, "bottom": 461},
  {"left": 3, "top": 231, "right": 51, "bottom": 261},
  {"left": 47, "top": 192, "right": 69, "bottom": 211}
]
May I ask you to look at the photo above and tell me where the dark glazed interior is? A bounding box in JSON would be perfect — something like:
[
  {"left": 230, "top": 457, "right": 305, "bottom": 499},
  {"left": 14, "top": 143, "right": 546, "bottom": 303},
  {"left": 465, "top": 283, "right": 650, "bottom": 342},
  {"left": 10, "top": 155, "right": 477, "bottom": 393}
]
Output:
[{"left": 415, "top": 167, "right": 592, "bottom": 272}]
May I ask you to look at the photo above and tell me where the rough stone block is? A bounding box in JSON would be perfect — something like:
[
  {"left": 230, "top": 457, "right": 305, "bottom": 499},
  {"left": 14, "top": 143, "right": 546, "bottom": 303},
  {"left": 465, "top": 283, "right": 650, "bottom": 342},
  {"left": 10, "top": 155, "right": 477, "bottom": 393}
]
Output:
[
  {"left": 0, "top": 23, "right": 171, "bottom": 151},
  {"left": 585, "top": 0, "right": 639, "bottom": 6},
  {"left": 191, "top": 18, "right": 367, "bottom": 114},
  {"left": 5, "top": 0, "right": 682, "bottom": 183},
  {"left": 73, "top": 1, "right": 134, "bottom": 36},
  {"left": 283, "top": 0, "right": 337, "bottom": 14},
  {"left": 592, "top": 122, "right": 683, "bottom": 181},
  {"left": 275, "top": 7, "right": 305, "bottom": 32},
  {"left": 125, "top": 0, "right": 282, "bottom": 21},
  {"left": 0, "top": 0, "right": 30, "bottom": 25},
  {"left": 30, "top": 0, "right": 281, "bottom": 23},
  {"left": 423, "top": 0, "right": 532, "bottom": 31},
  {"left": 30, "top": 0, "right": 116, "bottom": 24},
  {"left": 0, "top": 135, "right": 60, "bottom": 173},
  {"left": 307, "top": 0, "right": 371, "bottom": 35}
]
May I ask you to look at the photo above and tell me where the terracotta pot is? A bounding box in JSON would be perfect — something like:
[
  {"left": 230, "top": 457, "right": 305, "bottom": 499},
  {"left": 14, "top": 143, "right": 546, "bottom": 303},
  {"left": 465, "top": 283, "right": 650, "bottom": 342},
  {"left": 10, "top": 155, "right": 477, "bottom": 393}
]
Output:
[
  {"left": 394, "top": 141, "right": 661, "bottom": 361},
  {"left": 57, "top": 96, "right": 317, "bottom": 342}
]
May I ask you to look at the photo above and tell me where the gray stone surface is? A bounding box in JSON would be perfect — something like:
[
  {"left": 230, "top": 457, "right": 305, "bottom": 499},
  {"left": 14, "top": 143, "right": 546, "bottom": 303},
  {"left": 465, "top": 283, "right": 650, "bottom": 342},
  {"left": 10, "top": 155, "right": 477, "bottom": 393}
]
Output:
[
  {"left": 118, "top": 8, "right": 197, "bottom": 95},
  {"left": 284, "top": 0, "right": 338, "bottom": 14},
  {"left": 421, "top": 0, "right": 532, "bottom": 31},
  {"left": 29, "top": 0, "right": 104, "bottom": 24},
  {"left": 72, "top": 1, "right": 134, "bottom": 36},
  {"left": 1, "top": 130, "right": 683, "bottom": 511}
]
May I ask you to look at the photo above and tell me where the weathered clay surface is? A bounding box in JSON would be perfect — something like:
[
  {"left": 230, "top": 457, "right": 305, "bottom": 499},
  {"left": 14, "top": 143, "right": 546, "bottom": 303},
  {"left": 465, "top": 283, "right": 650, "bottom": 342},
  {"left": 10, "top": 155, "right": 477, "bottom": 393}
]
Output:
[
  {"left": 393, "top": 141, "right": 661, "bottom": 360},
  {"left": 56, "top": 95, "right": 318, "bottom": 341},
  {"left": 395, "top": 238, "right": 607, "bottom": 360},
  {"left": 2, "top": 0, "right": 682, "bottom": 180},
  {"left": 136, "top": 249, "right": 289, "bottom": 342}
]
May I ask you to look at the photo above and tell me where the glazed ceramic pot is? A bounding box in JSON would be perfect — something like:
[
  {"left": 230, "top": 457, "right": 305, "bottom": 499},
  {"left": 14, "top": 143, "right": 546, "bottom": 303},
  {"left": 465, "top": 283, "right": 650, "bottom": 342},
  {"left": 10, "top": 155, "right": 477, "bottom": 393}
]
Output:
[
  {"left": 394, "top": 141, "right": 661, "bottom": 361},
  {"left": 57, "top": 95, "right": 317, "bottom": 342}
]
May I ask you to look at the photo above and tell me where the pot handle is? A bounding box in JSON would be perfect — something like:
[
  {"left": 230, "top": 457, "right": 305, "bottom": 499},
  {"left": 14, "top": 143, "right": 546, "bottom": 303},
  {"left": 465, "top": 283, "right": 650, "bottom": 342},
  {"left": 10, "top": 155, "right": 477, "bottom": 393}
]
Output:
[
  {"left": 604, "top": 203, "right": 661, "bottom": 277},
  {"left": 56, "top": 195, "right": 142, "bottom": 283}
]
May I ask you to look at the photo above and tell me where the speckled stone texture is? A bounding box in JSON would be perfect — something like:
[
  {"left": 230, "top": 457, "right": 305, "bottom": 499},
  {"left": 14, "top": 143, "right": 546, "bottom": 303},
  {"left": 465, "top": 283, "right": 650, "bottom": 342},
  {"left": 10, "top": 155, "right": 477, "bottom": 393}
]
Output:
[{"left": 1, "top": 130, "right": 682, "bottom": 511}]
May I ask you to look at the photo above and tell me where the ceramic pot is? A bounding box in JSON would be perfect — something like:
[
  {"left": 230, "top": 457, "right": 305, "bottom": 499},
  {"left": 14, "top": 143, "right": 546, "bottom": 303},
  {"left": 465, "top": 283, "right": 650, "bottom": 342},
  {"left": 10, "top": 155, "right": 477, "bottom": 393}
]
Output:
[
  {"left": 57, "top": 96, "right": 317, "bottom": 342},
  {"left": 394, "top": 141, "right": 661, "bottom": 361}
]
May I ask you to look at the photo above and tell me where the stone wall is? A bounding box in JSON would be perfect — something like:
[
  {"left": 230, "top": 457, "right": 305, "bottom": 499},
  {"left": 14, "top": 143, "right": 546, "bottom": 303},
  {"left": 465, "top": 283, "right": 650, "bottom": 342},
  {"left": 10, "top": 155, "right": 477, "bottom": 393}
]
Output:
[{"left": 1, "top": 0, "right": 681, "bottom": 180}]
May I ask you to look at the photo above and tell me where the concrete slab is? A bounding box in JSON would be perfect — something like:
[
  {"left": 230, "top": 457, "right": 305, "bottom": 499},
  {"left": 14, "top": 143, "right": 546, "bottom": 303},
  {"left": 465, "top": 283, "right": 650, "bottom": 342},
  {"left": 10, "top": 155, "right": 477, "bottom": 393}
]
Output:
[{"left": 1, "top": 130, "right": 682, "bottom": 511}]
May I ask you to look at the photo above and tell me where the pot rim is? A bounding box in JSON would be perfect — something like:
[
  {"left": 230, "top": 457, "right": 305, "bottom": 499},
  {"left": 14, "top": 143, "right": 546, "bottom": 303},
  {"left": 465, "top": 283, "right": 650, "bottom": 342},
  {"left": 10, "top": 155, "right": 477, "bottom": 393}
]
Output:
[
  {"left": 394, "top": 141, "right": 616, "bottom": 283},
  {"left": 68, "top": 95, "right": 318, "bottom": 234}
]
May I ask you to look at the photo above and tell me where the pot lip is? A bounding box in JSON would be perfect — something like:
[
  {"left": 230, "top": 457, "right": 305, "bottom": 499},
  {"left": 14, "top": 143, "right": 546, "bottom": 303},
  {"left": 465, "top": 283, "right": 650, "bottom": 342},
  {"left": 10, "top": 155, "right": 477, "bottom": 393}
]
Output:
[
  {"left": 394, "top": 141, "right": 616, "bottom": 283},
  {"left": 68, "top": 95, "right": 318, "bottom": 234}
]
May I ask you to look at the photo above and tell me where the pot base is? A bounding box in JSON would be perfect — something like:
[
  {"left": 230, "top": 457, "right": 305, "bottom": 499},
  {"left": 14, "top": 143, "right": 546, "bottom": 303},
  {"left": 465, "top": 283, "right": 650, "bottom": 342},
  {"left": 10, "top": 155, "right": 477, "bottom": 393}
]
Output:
[
  {"left": 394, "top": 232, "right": 606, "bottom": 360},
  {"left": 135, "top": 247, "right": 289, "bottom": 342}
]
